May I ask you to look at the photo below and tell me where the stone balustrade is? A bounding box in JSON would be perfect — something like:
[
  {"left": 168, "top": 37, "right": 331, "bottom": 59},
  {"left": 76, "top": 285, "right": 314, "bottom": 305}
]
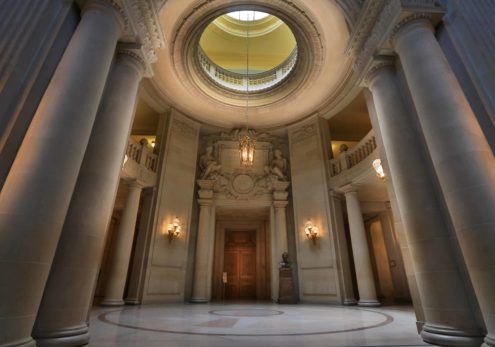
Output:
[
  {"left": 122, "top": 137, "right": 158, "bottom": 187},
  {"left": 198, "top": 46, "right": 298, "bottom": 92},
  {"left": 330, "top": 130, "right": 377, "bottom": 177}
]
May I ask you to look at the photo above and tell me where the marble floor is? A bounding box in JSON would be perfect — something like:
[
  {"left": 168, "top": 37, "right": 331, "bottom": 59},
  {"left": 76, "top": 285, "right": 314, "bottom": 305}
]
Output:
[{"left": 88, "top": 303, "right": 434, "bottom": 347}]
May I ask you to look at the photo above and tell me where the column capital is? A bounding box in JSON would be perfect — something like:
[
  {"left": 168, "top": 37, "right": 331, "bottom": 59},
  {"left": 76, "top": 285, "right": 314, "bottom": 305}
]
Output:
[
  {"left": 363, "top": 57, "right": 396, "bottom": 88},
  {"left": 78, "top": 0, "right": 165, "bottom": 76},
  {"left": 391, "top": 14, "right": 434, "bottom": 48},
  {"left": 273, "top": 200, "right": 288, "bottom": 209},
  {"left": 116, "top": 46, "right": 147, "bottom": 77},
  {"left": 329, "top": 190, "right": 344, "bottom": 200},
  {"left": 340, "top": 184, "right": 359, "bottom": 195},
  {"left": 345, "top": 0, "right": 444, "bottom": 77},
  {"left": 126, "top": 179, "right": 144, "bottom": 190},
  {"left": 81, "top": 0, "right": 127, "bottom": 33},
  {"left": 198, "top": 199, "right": 213, "bottom": 207}
]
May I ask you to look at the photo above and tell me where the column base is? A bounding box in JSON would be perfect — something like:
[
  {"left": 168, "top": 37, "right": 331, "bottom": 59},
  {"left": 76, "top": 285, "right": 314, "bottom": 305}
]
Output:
[
  {"left": 124, "top": 299, "right": 141, "bottom": 305},
  {"left": 100, "top": 299, "right": 125, "bottom": 306},
  {"left": 343, "top": 298, "right": 357, "bottom": 306},
  {"left": 416, "top": 321, "right": 425, "bottom": 334},
  {"left": 0, "top": 337, "right": 36, "bottom": 347},
  {"left": 34, "top": 326, "right": 89, "bottom": 347},
  {"left": 482, "top": 334, "right": 495, "bottom": 347},
  {"left": 189, "top": 298, "right": 209, "bottom": 303},
  {"left": 357, "top": 299, "right": 380, "bottom": 307},
  {"left": 421, "top": 324, "right": 484, "bottom": 347}
]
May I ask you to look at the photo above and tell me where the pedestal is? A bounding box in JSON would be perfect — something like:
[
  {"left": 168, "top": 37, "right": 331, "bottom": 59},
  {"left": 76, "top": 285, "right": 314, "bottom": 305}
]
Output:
[{"left": 278, "top": 268, "right": 298, "bottom": 304}]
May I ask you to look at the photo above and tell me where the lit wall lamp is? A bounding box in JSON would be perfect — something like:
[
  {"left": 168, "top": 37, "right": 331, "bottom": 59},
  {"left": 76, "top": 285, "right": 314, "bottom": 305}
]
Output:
[
  {"left": 167, "top": 217, "right": 181, "bottom": 242},
  {"left": 372, "top": 159, "right": 386, "bottom": 179},
  {"left": 305, "top": 221, "right": 319, "bottom": 244}
]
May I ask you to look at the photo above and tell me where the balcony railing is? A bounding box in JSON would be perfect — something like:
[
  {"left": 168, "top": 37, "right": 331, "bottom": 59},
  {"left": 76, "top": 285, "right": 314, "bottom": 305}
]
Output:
[
  {"left": 198, "top": 46, "right": 298, "bottom": 92},
  {"left": 122, "top": 138, "right": 158, "bottom": 187},
  {"left": 329, "top": 130, "right": 377, "bottom": 177},
  {"left": 126, "top": 138, "right": 158, "bottom": 172}
]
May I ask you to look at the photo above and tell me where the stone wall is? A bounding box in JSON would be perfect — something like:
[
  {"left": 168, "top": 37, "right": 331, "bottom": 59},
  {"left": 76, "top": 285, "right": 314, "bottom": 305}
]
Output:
[
  {"left": 288, "top": 116, "right": 343, "bottom": 304},
  {"left": 141, "top": 110, "right": 200, "bottom": 303}
]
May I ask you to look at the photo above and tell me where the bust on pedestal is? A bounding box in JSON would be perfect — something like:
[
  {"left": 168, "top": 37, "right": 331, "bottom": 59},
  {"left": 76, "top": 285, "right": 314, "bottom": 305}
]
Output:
[{"left": 278, "top": 252, "right": 298, "bottom": 304}]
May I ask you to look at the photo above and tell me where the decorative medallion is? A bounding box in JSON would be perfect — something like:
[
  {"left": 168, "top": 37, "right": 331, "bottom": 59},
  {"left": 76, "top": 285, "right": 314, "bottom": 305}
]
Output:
[{"left": 232, "top": 174, "right": 255, "bottom": 194}]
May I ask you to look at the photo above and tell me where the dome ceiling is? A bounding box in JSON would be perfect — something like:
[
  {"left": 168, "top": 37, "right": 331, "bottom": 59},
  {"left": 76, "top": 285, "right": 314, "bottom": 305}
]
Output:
[
  {"left": 143, "top": 0, "right": 359, "bottom": 129},
  {"left": 199, "top": 12, "right": 296, "bottom": 74}
]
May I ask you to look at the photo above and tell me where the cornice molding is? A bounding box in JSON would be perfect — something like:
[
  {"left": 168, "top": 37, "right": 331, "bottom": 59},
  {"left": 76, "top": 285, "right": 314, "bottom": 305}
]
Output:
[
  {"left": 335, "top": 0, "right": 364, "bottom": 29},
  {"left": 77, "top": 0, "right": 165, "bottom": 77},
  {"left": 346, "top": 0, "right": 444, "bottom": 84},
  {"left": 345, "top": 0, "right": 389, "bottom": 58}
]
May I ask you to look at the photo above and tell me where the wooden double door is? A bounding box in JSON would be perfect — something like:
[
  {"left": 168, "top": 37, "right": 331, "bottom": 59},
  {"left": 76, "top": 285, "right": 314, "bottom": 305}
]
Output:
[
  {"left": 211, "top": 221, "right": 270, "bottom": 301},
  {"left": 223, "top": 230, "right": 257, "bottom": 300}
]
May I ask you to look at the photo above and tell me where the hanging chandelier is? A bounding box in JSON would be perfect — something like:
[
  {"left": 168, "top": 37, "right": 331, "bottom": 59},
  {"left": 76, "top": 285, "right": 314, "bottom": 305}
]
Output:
[{"left": 239, "top": 10, "right": 256, "bottom": 167}]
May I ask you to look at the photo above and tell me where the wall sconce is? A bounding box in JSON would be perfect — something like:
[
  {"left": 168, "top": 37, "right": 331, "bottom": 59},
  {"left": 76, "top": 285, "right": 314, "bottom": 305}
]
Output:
[
  {"left": 305, "top": 221, "right": 319, "bottom": 244},
  {"left": 167, "top": 216, "right": 181, "bottom": 242},
  {"left": 372, "top": 159, "right": 386, "bottom": 179}
]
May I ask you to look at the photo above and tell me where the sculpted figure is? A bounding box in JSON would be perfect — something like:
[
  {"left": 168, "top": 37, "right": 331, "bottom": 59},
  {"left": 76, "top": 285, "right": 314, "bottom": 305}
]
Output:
[
  {"left": 265, "top": 149, "right": 287, "bottom": 181},
  {"left": 280, "top": 252, "right": 291, "bottom": 268},
  {"left": 199, "top": 145, "right": 221, "bottom": 179}
]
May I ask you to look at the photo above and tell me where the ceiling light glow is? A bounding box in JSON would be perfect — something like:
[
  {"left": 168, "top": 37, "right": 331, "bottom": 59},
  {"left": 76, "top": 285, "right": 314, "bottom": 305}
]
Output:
[{"left": 226, "top": 11, "right": 270, "bottom": 21}]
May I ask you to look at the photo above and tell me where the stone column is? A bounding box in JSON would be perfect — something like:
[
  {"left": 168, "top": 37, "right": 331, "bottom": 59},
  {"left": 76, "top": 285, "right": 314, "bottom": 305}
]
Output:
[
  {"left": 0, "top": 1, "right": 123, "bottom": 346},
  {"left": 101, "top": 180, "right": 143, "bottom": 306},
  {"left": 366, "top": 62, "right": 484, "bottom": 346},
  {"left": 394, "top": 17, "right": 495, "bottom": 347},
  {"left": 271, "top": 181, "right": 290, "bottom": 302},
  {"left": 32, "top": 50, "right": 145, "bottom": 346},
  {"left": 329, "top": 191, "right": 357, "bottom": 305},
  {"left": 190, "top": 181, "right": 214, "bottom": 303},
  {"left": 343, "top": 188, "right": 380, "bottom": 307},
  {"left": 274, "top": 202, "right": 289, "bottom": 256},
  {"left": 364, "top": 88, "right": 425, "bottom": 330},
  {"left": 125, "top": 187, "right": 156, "bottom": 305}
]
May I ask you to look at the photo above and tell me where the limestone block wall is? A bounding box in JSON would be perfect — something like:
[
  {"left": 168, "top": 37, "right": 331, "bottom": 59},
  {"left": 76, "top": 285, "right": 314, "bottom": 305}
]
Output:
[
  {"left": 288, "top": 116, "right": 343, "bottom": 304},
  {"left": 141, "top": 110, "right": 200, "bottom": 303}
]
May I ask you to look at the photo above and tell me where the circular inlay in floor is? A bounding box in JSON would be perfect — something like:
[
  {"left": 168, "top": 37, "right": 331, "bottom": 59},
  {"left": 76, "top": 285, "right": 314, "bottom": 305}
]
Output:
[
  {"left": 210, "top": 309, "right": 284, "bottom": 317},
  {"left": 97, "top": 304, "right": 394, "bottom": 337}
]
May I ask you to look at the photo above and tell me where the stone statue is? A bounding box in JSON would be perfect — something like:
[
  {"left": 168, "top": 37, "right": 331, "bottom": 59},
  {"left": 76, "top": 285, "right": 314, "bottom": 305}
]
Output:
[
  {"left": 265, "top": 149, "right": 288, "bottom": 181},
  {"left": 339, "top": 144, "right": 349, "bottom": 153},
  {"left": 199, "top": 145, "right": 221, "bottom": 179},
  {"left": 280, "top": 252, "right": 291, "bottom": 268}
]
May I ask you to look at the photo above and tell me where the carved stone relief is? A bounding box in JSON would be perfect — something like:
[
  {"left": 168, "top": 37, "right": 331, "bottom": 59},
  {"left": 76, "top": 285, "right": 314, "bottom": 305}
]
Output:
[
  {"left": 198, "top": 129, "right": 290, "bottom": 201},
  {"left": 289, "top": 124, "right": 317, "bottom": 145}
]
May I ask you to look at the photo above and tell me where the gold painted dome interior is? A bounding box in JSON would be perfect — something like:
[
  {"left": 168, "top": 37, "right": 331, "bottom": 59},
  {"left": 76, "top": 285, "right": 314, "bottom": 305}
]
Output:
[{"left": 198, "top": 11, "right": 298, "bottom": 92}]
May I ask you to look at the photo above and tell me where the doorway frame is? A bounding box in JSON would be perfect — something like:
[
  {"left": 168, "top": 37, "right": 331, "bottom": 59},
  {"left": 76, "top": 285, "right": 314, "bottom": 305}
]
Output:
[{"left": 211, "top": 219, "right": 271, "bottom": 301}]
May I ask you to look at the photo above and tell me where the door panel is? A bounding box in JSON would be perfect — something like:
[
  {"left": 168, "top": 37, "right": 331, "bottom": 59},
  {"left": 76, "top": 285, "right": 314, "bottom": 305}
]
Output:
[
  {"left": 224, "top": 250, "right": 239, "bottom": 299},
  {"left": 239, "top": 250, "right": 256, "bottom": 299},
  {"left": 223, "top": 230, "right": 256, "bottom": 300}
]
